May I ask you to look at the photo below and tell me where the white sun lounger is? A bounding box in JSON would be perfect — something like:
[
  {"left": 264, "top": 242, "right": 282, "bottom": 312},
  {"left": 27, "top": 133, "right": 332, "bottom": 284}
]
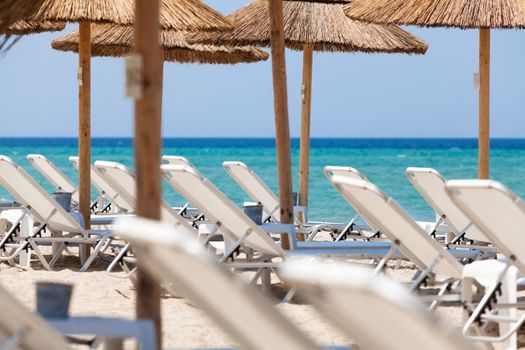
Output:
[
  {"left": 329, "top": 176, "right": 507, "bottom": 311},
  {"left": 27, "top": 154, "right": 79, "bottom": 205},
  {"left": 0, "top": 283, "right": 70, "bottom": 350},
  {"left": 446, "top": 179, "right": 525, "bottom": 349},
  {"left": 223, "top": 161, "right": 355, "bottom": 239},
  {"left": 282, "top": 259, "right": 479, "bottom": 350},
  {"left": 0, "top": 156, "right": 111, "bottom": 271},
  {"left": 162, "top": 155, "right": 204, "bottom": 220},
  {"left": 161, "top": 164, "right": 401, "bottom": 266},
  {"left": 93, "top": 160, "right": 217, "bottom": 277},
  {"left": 114, "top": 216, "right": 322, "bottom": 350},
  {"left": 69, "top": 156, "right": 134, "bottom": 214},
  {"left": 0, "top": 280, "right": 156, "bottom": 349},
  {"left": 406, "top": 167, "right": 489, "bottom": 242},
  {"left": 223, "top": 161, "right": 282, "bottom": 222},
  {"left": 162, "top": 155, "right": 197, "bottom": 168}
]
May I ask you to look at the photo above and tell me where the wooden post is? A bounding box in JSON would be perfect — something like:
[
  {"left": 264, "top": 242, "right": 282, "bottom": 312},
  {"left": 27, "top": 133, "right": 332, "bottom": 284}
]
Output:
[
  {"left": 298, "top": 44, "right": 313, "bottom": 209},
  {"left": 78, "top": 22, "right": 91, "bottom": 263},
  {"left": 134, "top": 0, "right": 162, "bottom": 348},
  {"left": 269, "top": 0, "right": 293, "bottom": 249},
  {"left": 478, "top": 28, "right": 490, "bottom": 179}
]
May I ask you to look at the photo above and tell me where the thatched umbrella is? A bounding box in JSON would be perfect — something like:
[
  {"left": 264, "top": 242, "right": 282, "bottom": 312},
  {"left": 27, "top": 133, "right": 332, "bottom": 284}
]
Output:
[
  {"left": 6, "top": 20, "right": 65, "bottom": 35},
  {"left": 189, "top": 0, "right": 428, "bottom": 209},
  {"left": 27, "top": 0, "right": 231, "bottom": 250},
  {"left": 345, "top": 0, "right": 525, "bottom": 179},
  {"left": 0, "top": 0, "right": 46, "bottom": 31},
  {"left": 51, "top": 24, "right": 268, "bottom": 64},
  {"left": 0, "top": 20, "right": 65, "bottom": 53},
  {"left": 0, "top": 0, "right": 50, "bottom": 50}
]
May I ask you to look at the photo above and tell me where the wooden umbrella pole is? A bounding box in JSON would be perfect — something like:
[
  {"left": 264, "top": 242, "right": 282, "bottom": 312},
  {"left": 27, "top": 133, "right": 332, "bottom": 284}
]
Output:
[
  {"left": 78, "top": 22, "right": 91, "bottom": 263},
  {"left": 298, "top": 44, "right": 313, "bottom": 210},
  {"left": 478, "top": 28, "right": 490, "bottom": 179},
  {"left": 134, "top": 0, "right": 162, "bottom": 347},
  {"left": 269, "top": 0, "right": 293, "bottom": 249}
]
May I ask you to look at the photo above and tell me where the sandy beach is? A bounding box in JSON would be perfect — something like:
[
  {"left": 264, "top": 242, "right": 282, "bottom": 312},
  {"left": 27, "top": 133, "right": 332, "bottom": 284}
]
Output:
[{"left": 3, "top": 247, "right": 524, "bottom": 350}]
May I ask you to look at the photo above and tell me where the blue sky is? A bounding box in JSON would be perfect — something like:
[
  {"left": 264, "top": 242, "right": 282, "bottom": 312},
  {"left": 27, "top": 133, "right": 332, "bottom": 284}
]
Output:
[{"left": 0, "top": 0, "right": 524, "bottom": 138}]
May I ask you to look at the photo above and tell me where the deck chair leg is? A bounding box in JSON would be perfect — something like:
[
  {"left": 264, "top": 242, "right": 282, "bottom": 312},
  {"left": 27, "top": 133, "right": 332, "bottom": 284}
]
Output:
[
  {"left": 219, "top": 229, "right": 252, "bottom": 263},
  {"left": 48, "top": 242, "right": 66, "bottom": 269},
  {"left": 261, "top": 267, "right": 271, "bottom": 294},
  {"left": 80, "top": 237, "right": 109, "bottom": 272},
  {"left": 29, "top": 240, "right": 52, "bottom": 271},
  {"left": 429, "top": 281, "right": 452, "bottom": 311},
  {"left": 373, "top": 240, "right": 400, "bottom": 276},
  {"left": 335, "top": 214, "right": 359, "bottom": 241}
]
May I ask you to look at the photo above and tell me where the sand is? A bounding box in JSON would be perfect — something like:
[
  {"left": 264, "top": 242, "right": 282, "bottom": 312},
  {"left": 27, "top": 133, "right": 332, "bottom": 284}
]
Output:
[{"left": 0, "top": 249, "right": 524, "bottom": 349}]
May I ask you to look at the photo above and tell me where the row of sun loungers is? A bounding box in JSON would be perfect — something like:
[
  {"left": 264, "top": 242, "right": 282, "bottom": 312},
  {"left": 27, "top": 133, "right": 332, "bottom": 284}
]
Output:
[{"left": 1, "top": 154, "right": 525, "bottom": 349}]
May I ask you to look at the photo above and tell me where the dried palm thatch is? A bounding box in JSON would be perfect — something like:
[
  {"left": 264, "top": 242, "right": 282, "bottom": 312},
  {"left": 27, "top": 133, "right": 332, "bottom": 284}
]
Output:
[
  {"left": 29, "top": 0, "right": 231, "bottom": 32},
  {"left": 188, "top": 0, "right": 427, "bottom": 54},
  {"left": 28, "top": 0, "right": 135, "bottom": 25},
  {"left": 345, "top": 0, "right": 525, "bottom": 29},
  {"left": 0, "top": 0, "right": 45, "bottom": 31},
  {"left": 158, "top": 0, "right": 232, "bottom": 31},
  {"left": 5, "top": 20, "right": 65, "bottom": 35},
  {"left": 51, "top": 24, "right": 267, "bottom": 64}
]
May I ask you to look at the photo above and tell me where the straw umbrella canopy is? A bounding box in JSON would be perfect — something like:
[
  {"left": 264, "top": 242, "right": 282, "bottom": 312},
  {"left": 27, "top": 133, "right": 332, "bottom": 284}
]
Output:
[
  {"left": 6, "top": 20, "right": 65, "bottom": 34},
  {"left": 190, "top": 0, "right": 428, "bottom": 209},
  {"left": 0, "top": 0, "right": 51, "bottom": 50},
  {"left": 345, "top": 0, "right": 525, "bottom": 179},
  {"left": 0, "top": 0, "right": 46, "bottom": 31},
  {"left": 27, "top": 0, "right": 231, "bottom": 244},
  {"left": 51, "top": 24, "right": 268, "bottom": 64}
]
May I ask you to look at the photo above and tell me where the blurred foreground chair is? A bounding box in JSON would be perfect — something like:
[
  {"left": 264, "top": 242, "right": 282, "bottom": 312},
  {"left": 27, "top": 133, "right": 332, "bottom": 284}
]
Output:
[
  {"left": 114, "top": 216, "right": 325, "bottom": 350},
  {"left": 282, "top": 259, "right": 480, "bottom": 350},
  {"left": 0, "top": 282, "right": 155, "bottom": 349}
]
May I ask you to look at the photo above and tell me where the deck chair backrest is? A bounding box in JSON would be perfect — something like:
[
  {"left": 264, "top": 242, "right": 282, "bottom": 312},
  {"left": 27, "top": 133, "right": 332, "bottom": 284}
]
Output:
[
  {"left": 162, "top": 164, "right": 284, "bottom": 257},
  {"left": 0, "top": 156, "right": 83, "bottom": 233},
  {"left": 283, "top": 259, "right": 477, "bottom": 350},
  {"left": 115, "top": 217, "right": 318, "bottom": 350},
  {"left": 69, "top": 156, "right": 134, "bottom": 213},
  {"left": 323, "top": 166, "right": 367, "bottom": 182},
  {"left": 93, "top": 161, "right": 192, "bottom": 229},
  {"left": 162, "top": 155, "right": 196, "bottom": 169},
  {"left": 330, "top": 175, "right": 463, "bottom": 279},
  {"left": 447, "top": 180, "right": 525, "bottom": 274},
  {"left": 0, "top": 283, "right": 69, "bottom": 350},
  {"left": 406, "top": 168, "right": 488, "bottom": 242},
  {"left": 27, "top": 154, "right": 79, "bottom": 204},
  {"left": 223, "top": 161, "right": 281, "bottom": 221}
]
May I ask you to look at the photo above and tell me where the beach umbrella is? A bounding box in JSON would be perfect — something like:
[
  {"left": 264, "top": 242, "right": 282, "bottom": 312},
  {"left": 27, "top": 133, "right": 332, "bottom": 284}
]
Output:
[
  {"left": 28, "top": 0, "right": 231, "bottom": 246},
  {"left": 0, "top": 20, "right": 65, "bottom": 53},
  {"left": 345, "top": 0, "right": 525, "bottom": 179},
  {"left": 0, "top": 0, "right": 46, "bottom": 31},
  {"left": 0, "top": 0, "right": 50, "bottom": 50},
  {"left": 189, "top": 0, "right": 428, "bottom": 208},
  {"left": 51, "top": 24, "right": 268, "bottom": 64},
  {"left": 6, "top": 20, "right": 65, "bottom": 35}
]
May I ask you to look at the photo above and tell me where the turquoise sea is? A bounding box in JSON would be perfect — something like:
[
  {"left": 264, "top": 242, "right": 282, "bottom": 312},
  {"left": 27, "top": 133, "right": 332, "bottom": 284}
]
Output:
[{"left": 0, "top": 138, "right": 523, "bottom": 223}]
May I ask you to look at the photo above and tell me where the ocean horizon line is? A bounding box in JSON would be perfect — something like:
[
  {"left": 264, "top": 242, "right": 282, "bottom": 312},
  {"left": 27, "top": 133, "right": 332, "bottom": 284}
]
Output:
[{"left": 1, "top": 137, "right": 525, "bottom": 149}]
